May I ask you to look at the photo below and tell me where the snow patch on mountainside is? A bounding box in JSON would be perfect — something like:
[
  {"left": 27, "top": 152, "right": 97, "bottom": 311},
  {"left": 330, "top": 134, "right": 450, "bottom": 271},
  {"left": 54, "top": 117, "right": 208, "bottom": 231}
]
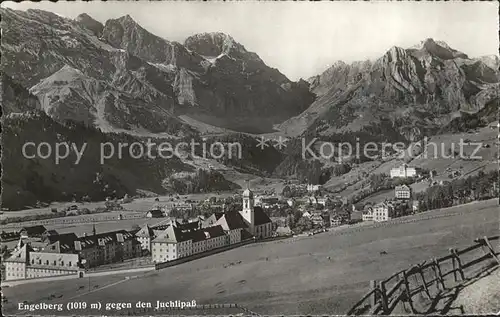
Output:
[{"left": 147, "top": 61, "right": 177, "bottom": 73}]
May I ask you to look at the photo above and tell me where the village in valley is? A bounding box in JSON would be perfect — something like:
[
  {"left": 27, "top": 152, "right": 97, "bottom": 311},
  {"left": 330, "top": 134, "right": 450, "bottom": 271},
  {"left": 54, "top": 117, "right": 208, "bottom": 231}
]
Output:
[{"left": 1, "top": 161, "right": 475, "bottom": 281}]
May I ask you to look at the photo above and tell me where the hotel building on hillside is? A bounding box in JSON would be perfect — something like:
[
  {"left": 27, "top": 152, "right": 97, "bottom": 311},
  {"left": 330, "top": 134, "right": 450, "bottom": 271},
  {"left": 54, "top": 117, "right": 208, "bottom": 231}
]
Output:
[
  {"left": 362, "top": 207, "right": 374, "bottom": 221},
  {"left": 390, "top": 164, "right": 417, "bottom": 178},
  {"left": 373, "top": 202, "right": 395, "bottom": 222},
  {"left": 394, "top": 184, "right": 412, "bottom": 199},
  {"left": 307, "top": 184, "right": 322, "bottom": 193}
]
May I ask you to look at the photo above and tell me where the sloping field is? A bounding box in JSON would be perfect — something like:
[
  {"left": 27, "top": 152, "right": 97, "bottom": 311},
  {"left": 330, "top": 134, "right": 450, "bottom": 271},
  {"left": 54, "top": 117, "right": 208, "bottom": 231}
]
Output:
[
  {"left": 3, "top": 199, "right": 499, "bottom": 315},
  {"left": 450, "top": 266, "right": 500, "bottom": 315}
]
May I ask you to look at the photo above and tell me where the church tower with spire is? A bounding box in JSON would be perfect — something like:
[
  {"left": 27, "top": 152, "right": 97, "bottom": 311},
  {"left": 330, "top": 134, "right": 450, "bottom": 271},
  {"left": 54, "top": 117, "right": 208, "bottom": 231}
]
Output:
[{"left": 240, "top": 180, "right": 255, "bottom": 234}]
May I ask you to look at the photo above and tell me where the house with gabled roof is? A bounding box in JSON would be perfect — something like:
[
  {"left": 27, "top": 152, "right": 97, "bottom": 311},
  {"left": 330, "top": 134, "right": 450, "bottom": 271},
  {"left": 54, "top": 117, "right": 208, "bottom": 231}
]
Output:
[
  {"left": 202, "top": 212, "right": 224, "bottom": 228},
  {"left": 43, "top": 233, "right": 78, "bottom": 253},
  {"left": 20, "top": 225, "right": 47, "bottom": 239},
  {"left": 135, "top": 225, "right": 156, "bottom": 252},
  {"left": 41, "top": 229, "right": 59, "bottom": 241},
  {"left": 362, "top": 207, "right": 374, "bottom": 222},
  {"left": 146, "top": 209, "right": 164, "bottom": 218},
  {"left": 215, "top": 210, "right": 248, "bottom": 244},
  {"left": 4, "top": 244, "right": 32, "bottom": 280}
]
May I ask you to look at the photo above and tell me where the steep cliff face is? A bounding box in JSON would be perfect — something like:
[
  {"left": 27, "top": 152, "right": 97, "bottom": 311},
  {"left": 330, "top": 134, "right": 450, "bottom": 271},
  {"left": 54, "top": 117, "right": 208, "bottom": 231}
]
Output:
[
  {"left": 281, "top": 38, "right": 499, "bottom": 142},
  {"left": 75, "top": 13, "right": 103, "bottom": 37},
  {"left": 308, "top": 60, "right": 372, "bottom": 97},
  {"left": 180, "top": 32, "right": 315, "bottom": 132},
  {"left": 2, "top": 8, "right": 314, "bottom": 134},
  {"left": 101, "top": 15, "right": 205, "bottom": 72}
]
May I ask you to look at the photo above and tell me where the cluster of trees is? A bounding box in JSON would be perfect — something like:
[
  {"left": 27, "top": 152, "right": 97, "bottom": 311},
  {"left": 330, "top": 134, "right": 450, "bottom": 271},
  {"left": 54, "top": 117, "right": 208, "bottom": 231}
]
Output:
[
  {"left": 167, "top": 169, "right": 238, "bottom": 194},
  {"left": 369, "top": 174, "right": 417, "bottom": 191},
  {"left": 169, "top": 207, "right": 202, "bottom": 220},
  {"left": 438, "top": 112, "right": 487, "bottom": 134},
  {"left": 0, "top": 211, "right": 68, "bottom": 225},
  {"left": 285, "top": 209, "right": 306, "bottom": 231},
  {"left": 1, "top": 244, "right": 12, "bottom": 262},
  {"left": 2, "top": 111, "right": 193, "bottom": 210},
  {"left": 177, "top": 134, "right": 284, "bottom": 176},
  {"left": 332, "top": 163, "right": 352, "bottom": 177},
  {"left": 170, "top": 203, "right": 246, "bottom": 221},
  {"left": 416, "top": 170, "right": 498, "bottom": 211},
  {"left": 281, "top": 185, "right": 307, "bottom": 198},
  {"left": 347, "top": 173, "right": 419, "bottom": 205},
  {"left": 0, "top": 206, "right": 113, "bottom": 225}
]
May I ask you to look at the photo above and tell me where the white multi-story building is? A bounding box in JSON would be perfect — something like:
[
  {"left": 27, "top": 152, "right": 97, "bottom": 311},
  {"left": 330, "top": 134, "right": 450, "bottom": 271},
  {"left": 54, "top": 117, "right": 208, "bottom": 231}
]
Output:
[
  {"left": 4, "top": 243, "right": 81, "bottom": 281},
  {"left": 395, "top": 185, "right": 412, "bottom": 199},
  {"left": 135, "top": 225, "right": 164, "bottom": 252},
  {"left": 362, "top": 208, "right": 373, "bottom": 221},
  {"left": 307, "top": 184, "right": 321, "bottom": 193},
  {"left": 390, "top": 164, "right": 417, "bottom": 178},
  {"left": 373, "top": 202, "right": 395, "bottom": 222},
  {"left": 151, "top": 225, "right": 192, "bottom": 263},
  {"left": 151, "top": 224, "right": 227, "bottom": 263},
  {"left": 4, "top": 244, "right": 30, "bottom": 280}
]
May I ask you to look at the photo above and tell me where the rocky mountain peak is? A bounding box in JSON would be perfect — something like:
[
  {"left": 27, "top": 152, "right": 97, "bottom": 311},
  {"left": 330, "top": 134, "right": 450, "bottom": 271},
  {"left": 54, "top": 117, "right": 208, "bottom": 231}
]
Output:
[
  {"left": 410, "top": 38, "right": 468, "bottom": 60},
  {"left": 103, "top": 14, "right": 142, "bottom": 37},
  {"left": 75, "top": 13, "right": 104, "bottom": 36},
  {"left": 101, "top": 14, "right": 193, "bottom": 66},
  {"left": 475, "top": 55, "right": 500, "bottom": 71},
  {"left": 382, "top": 46, "right": 408, "bottom": 62},
  {"left": 116, "top": 14, "right": 136, "bottom": 25},
  {"left": 184, "top": 32, "right": 244, "bottom": 57}
]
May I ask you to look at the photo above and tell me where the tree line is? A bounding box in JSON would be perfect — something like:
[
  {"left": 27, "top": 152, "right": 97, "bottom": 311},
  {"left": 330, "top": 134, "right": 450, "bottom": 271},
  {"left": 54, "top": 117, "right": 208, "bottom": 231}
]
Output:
[{"left": 415, "top": 170, "right": 498, "bottom": 211}]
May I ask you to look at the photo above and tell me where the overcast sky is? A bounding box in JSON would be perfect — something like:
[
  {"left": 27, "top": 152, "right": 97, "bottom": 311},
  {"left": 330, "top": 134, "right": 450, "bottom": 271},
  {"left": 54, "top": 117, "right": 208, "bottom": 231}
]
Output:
[{"left": 3, "top": 1, "right": 498, "bottom": 80}]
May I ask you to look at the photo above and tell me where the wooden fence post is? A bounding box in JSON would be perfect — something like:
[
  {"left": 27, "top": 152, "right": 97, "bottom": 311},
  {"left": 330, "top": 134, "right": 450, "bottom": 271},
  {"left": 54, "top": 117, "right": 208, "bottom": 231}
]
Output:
[
  {"left": 450, "top": 248, "right": 459, "bottom": 282},
  {"left": 370, "top": 280, "right": 377, "bottom": 307},
  {"left": 434, "top": 258, "right": 446, "bottom": 290},
  {"left": 402, "top": 270, "right": 416, "bottom": 314},
  {"left": 451, "top": 248, "right": 465, "bottom": 281},
  {"left": 483, "top": 236, "right": 500, "bottom": 265},
  {"left": 418, "top": 263, "right": 432, "bottom": 300},
  {"left": 379, "top": 280, "right": 389, "bottom": 314}
]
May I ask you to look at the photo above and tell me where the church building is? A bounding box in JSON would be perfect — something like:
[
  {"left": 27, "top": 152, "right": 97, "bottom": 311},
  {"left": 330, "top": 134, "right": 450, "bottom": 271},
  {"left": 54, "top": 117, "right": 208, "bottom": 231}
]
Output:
[{"left": 239, "top": 185, "right": 273, "bottom": 239}]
